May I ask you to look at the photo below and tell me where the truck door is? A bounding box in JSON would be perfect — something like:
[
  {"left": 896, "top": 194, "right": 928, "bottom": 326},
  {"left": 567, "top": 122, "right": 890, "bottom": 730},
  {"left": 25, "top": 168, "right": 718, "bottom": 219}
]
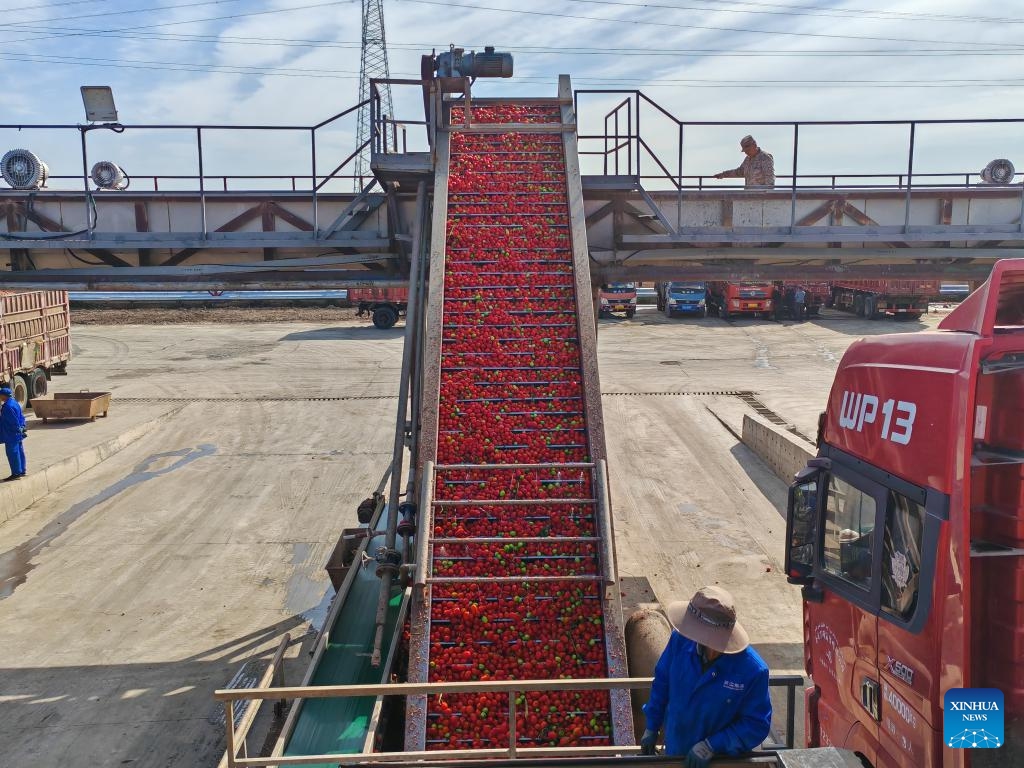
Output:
[
  {"left": 876, "top": 487, "right": 939, "bottom": 767},
  {"left": 812, "top": 471, "right": 883, "bottom": 760}
]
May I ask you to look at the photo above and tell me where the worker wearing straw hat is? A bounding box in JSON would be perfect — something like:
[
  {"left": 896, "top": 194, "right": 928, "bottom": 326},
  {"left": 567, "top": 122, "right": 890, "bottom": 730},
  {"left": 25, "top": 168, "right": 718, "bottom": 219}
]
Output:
[{"left": 639, "top": 586, "right": 772, "bottom": 767}]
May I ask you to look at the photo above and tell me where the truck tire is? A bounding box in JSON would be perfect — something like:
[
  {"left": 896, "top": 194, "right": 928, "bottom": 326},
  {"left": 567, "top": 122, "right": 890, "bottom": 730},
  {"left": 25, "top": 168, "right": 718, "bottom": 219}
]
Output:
[
  {"left": 865, "top": 297, "right": 880, "bottom": 320},
  {"left": 10, "top": 374, "right": 29, "bottom": 409},
  {"left": 625, "top": 307, "right": 636, "bottom": 319},
  {"left": 372, "top": 306, "right": 398, "bottom": 329},
  {"left": 720, "top": 303, "right": 729, "bottom": 320},
  {"left": 27, "top": 368, "right": 47, "bottom": 401}
]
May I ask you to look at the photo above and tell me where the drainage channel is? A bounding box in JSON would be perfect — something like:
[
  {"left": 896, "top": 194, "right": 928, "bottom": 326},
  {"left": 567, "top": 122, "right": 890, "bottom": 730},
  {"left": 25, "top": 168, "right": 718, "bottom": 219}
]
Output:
[{"left": 735, "top": 392, "right": 814, "bottom": 443}]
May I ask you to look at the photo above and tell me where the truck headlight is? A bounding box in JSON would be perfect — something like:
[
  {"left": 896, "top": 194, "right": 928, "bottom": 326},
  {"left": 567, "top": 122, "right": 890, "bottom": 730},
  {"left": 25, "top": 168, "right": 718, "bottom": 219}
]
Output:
[
  {"left": 668, "top": 299, "right": 677, "bottom": 306},
  {"left": 698, "top": 299, "right": 705, "bottom": 306},
  {"left": 600, "top": 298, "right": 608, "bottom": 305},
  {"left": 766, "top": 299, "right": 773, "bottom": 308},
  {"left": 731, "top": 299, "right": 740, "bottom": 308}
]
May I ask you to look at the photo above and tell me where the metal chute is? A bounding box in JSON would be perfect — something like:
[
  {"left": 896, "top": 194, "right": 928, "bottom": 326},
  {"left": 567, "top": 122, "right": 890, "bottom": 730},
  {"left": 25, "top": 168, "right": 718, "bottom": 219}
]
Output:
[{"left": 1, "top": 149, "right": 49, "bottom": 190}]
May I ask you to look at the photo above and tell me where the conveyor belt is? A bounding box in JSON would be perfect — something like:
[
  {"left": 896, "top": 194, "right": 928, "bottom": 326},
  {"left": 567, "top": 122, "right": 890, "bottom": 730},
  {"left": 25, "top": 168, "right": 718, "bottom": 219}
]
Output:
[{"left": 407, "top": 80, "right": 631, "bottom": 751}]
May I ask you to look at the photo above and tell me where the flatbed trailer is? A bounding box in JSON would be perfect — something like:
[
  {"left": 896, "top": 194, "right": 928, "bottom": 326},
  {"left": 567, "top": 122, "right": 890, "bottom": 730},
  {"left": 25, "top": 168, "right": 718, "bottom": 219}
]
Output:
[
  {"left": 351, "top": 286, "right": 409, "bottom": 329},
  {"left": 1, "top": 289, "right": 71, "bottom": 407},
  {"left": 830, "top": 279, "right": 939, "bottom": 319}
]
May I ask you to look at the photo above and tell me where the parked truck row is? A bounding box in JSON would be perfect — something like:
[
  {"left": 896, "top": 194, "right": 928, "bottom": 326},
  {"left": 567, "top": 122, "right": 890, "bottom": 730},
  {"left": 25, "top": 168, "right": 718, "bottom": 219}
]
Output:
[{"left": 649, "top": 280, "right": 943, "bottom": 321}]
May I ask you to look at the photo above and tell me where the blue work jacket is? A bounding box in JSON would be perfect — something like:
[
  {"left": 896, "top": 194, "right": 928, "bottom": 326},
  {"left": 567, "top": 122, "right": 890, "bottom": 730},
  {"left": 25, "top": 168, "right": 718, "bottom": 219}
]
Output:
[
  {"left": 643, "top": 633, "right": 772, "bottom": 756},
  {"left": 0, "top": 398, "right": 26, "bottom": 443}
]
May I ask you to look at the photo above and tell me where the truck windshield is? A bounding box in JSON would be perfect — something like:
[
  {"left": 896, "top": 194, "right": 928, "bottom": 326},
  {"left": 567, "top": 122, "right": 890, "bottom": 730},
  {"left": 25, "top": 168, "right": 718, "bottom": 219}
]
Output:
[
  {"left": 604, "top": 283, "right": 635, "bottom": 294},
  {"left": 669, "top": 283, "right": 705, "bottom": 292}
]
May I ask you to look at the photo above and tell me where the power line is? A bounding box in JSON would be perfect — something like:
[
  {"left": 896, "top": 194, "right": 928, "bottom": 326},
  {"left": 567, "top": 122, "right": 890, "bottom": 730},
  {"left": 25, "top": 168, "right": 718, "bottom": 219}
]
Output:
[
  {"left": 393, "top": 0, "right": 1024, "bottom": 50},
  {"left": 0, "top": 0, "right": 250, "bottom": 28},
  {"left": 3, "top": 50, "right": 1023, "bottom": 90},
  {"left": 0, "top": 52, "right": 360, "bottom": 79},
  {"left": 0, "top": 0, "right": 357, "bottom": 46},
  {"left": 5, "top": 19, "right": 1024, "bottom": 58},
  {"left": 560, "top": 0, "right": 1024, "bottom": 25},
  {"left": 694, "top": 0, "right": 1023, "bottom": 25},
  {"left": 4, "top": 0, "right": 112, "bottom": 14}
]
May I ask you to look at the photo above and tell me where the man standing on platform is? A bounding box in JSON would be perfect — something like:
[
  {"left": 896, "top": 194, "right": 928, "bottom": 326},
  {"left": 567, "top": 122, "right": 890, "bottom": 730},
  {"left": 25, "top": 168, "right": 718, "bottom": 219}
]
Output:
[{"left": 714, "top": 135, "right": 776, "bottom": 188}]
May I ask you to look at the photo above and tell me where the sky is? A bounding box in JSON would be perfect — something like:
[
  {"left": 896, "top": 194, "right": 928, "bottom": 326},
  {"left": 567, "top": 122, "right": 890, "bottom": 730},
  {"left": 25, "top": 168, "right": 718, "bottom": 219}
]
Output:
[{"left": 1, "top": 0, "right": 1023, "bottom": 190}]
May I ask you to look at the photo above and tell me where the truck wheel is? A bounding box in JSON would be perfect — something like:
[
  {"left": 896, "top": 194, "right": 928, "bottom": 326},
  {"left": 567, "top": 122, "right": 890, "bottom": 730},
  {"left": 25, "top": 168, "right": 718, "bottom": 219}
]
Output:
[
  {"left": 372, "top": 306, "right": 398, "bottom": 329},
  {"left": 27, "top": 368, "right": 47, "bottom": 402},
  {"left": 10, "top": 374, "right": 29, "bottom": 409},
  {"left": 720, "top": 304, "right": 729, "bottom": 320},
  {"left": 626, "top": 307, "right": 636, "bottom": 319},
  {"left": 865, "top": 297, "right": 880, "bottom": 320},
  {"left": 664, "top": 307, "right": 673, "bottom": 319}
]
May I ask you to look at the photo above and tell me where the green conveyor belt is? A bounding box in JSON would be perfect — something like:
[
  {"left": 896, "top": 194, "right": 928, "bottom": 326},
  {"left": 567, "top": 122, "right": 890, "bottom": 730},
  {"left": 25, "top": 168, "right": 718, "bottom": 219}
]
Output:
[{"left": 283, "top": 535, "right": 405, "bottom": 765}]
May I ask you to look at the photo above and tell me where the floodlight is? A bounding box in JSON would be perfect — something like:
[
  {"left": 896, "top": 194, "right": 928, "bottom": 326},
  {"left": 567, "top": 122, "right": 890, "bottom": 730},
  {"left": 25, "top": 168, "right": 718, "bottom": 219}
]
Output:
[{"left": 80, "top": 86, "right": 118, "bottom": 123}]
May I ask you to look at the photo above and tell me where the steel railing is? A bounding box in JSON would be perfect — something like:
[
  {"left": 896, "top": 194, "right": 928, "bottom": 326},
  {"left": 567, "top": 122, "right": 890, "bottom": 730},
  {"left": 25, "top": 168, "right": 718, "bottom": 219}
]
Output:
[
  {"left": 0, "top": 78, "right": 431, "bottom": 242},
  {"left": 214, "top": 674, "right": 804, "bottom": 767},
  {"left": 574, "top": 89, "right": 1024, "bottom": 234}
]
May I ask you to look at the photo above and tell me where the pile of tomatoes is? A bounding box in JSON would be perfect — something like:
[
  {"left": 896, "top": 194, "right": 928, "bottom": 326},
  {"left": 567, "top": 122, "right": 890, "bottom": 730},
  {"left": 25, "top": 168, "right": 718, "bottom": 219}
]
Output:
[{"left": 426, "top": 104, "right": 611, "bottom": 750}]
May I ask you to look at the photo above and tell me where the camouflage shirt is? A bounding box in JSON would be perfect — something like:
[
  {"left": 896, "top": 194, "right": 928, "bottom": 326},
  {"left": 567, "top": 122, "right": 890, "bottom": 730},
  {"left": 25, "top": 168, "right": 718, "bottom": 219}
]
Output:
[{"left": 720, "top": 150, "right": 775, "bottom": 187}]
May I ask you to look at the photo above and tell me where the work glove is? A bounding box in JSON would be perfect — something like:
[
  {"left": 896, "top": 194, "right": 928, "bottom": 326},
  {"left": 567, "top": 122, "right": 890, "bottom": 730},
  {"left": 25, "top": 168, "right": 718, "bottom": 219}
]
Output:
[
  {"left": 684, "top": 739, "right": 714, "bottom": 768},
  {"left": 639, "top": 728, "right": 658, "bottom": 756}
]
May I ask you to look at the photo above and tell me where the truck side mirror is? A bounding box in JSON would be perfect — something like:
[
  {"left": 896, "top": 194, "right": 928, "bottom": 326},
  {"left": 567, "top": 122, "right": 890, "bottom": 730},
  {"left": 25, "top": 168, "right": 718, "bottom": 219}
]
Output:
[{"left": 785, "top": 466, "right": 822, "bottom": 584}]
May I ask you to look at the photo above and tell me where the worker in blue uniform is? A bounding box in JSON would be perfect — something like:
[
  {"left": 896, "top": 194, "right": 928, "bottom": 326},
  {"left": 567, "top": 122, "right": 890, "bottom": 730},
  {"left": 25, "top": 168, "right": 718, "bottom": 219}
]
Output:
[
  {"left": 0, "top": 387, "right": 27, "bottom": 481},
  {"left": 640, "top": 586, "right": 772, "bottom": 768}
]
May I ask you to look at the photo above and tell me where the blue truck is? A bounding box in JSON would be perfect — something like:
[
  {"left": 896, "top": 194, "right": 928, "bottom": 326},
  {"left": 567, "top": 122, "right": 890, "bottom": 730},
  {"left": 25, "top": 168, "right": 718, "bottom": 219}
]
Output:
[{"left": 655, "top": 281, "right": 708, "bottom": 318}]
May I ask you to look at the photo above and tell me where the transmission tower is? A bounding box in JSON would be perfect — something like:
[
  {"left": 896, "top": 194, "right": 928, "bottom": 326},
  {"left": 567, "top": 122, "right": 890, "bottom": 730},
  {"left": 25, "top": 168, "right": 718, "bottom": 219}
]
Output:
[{"left": 354, "top": 0, "right": 394, "bottom": 190}]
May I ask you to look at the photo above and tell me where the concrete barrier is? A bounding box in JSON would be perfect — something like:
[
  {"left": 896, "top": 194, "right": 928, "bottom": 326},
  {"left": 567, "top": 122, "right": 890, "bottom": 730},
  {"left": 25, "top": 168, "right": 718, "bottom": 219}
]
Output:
[
  {"left": 0, "top": 408, "right": 180, "bottom": 523},
  {"left": 741, "top": 413, "right": 815, "bottom": 484}
]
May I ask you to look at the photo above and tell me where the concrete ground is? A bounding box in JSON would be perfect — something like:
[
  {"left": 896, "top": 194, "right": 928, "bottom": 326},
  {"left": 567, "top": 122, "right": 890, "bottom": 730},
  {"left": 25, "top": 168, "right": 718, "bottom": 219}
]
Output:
[{"left": 0, "top": 307, "right": 943, "bottom": 767}]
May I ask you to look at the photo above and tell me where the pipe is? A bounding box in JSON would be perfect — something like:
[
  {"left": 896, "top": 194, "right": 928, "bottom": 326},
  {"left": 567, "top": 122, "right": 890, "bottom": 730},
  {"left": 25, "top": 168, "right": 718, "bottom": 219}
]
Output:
[
  {"left": 371, "top": 179, "right": 428, "bottom": 667},
  {"left": 413, "top": 460, "right": 434, "bottom": 590},
  {"left": 403, "top": 193, "right": 431, "bottom": 565},
  {"left": 594, "top": 459, "right": 616, "bottom": 586}
]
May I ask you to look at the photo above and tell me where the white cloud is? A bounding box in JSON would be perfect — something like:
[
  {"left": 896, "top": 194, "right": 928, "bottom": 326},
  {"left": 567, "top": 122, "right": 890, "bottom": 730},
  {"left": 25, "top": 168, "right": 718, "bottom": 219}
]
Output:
[{"left": 0, "top": 0, "right": 1021, "bottom": 185}]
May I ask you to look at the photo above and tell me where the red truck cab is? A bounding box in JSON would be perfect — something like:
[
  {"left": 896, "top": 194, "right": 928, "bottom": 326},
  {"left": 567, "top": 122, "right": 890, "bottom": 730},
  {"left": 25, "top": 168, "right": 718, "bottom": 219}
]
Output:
[
  {"left": 785, "top": 260, "right": 1024, "bottom": 767},
  {"left": 599, "top": 282, "right": 637, "bottom": 318},
  {"left": 708, "top": 281, "right": 774, "bottom": 319}
]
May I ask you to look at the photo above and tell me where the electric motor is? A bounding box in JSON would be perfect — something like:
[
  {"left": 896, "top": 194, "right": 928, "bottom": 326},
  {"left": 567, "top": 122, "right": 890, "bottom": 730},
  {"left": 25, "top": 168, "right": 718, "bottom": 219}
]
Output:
[
  {"left": 435, "top": 46, "right": 513, "bottom": 79},
  {"left": 1, "top": 149, "right": 49, "bottom": 190},
  {"left": 980, "top": 158, "right": 1015, "bottom": 184},
  {"left": 91, "top": 160, "right": 129, "bottom": 190}
]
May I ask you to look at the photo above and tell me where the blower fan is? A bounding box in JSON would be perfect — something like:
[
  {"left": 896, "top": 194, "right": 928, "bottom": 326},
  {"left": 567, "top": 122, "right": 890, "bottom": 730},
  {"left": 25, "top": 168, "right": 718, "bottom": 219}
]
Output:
[
  {"left": 980, "top": 158, "right": 1015, "bottom": 185},
  {"left": 1, "top": 149, "right": 49, "bottom": 190},
  {"left": 90, "top": 160, "right": 129, "bottom": 190}
]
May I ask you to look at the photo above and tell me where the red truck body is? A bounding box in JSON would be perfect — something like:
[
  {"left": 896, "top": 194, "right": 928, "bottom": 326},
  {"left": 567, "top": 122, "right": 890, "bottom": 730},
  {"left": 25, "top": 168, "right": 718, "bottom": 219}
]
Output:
[
  {"left": 785, "top": 260, "right": 1024, "bottom": 767},
  {"left": 831, "top": 279, "right": 940, "bottom": 319},
  {"left": 708, "top": 281, "right": 774, "bottom": 319},
  {"left": 350, "top": 287, "right": 409, "bottom": 329},
  {"left": 775, "top": 281, "right": 831, "bottom": 319},
  {"left": 1, "top": 290, "right": 71, "bottom": 406}
]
